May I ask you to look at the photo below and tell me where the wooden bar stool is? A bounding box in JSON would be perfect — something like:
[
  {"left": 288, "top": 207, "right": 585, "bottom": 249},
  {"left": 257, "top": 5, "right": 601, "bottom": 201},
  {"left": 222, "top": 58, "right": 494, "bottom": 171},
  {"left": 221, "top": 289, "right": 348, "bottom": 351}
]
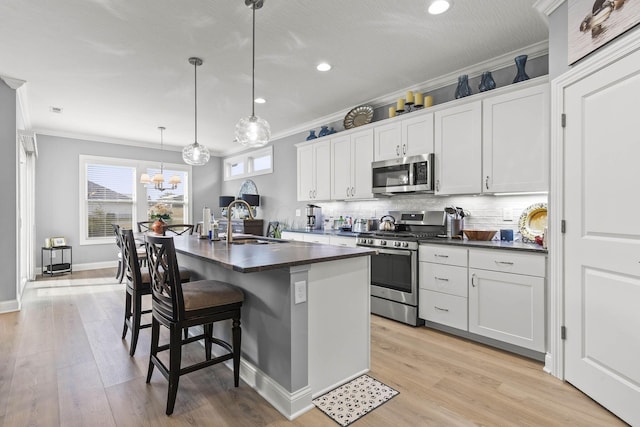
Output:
[
  {"left": 120, "top": 228, "right": 191, "bottom": 357},
  {"left": 144, "top": 234, "right": 244, "bottom": 415}
]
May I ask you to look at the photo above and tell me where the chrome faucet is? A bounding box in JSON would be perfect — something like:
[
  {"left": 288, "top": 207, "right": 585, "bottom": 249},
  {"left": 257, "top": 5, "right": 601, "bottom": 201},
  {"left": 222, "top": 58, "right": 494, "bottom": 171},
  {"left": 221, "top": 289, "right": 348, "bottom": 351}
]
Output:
[{"left": 225, "top": 199, "right": 254, "bottom": 244}]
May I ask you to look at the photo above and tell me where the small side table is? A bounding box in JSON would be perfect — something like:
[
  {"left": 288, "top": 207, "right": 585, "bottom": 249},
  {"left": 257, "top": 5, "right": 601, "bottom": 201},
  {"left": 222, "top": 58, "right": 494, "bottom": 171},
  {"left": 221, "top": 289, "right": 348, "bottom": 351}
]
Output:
[{"left": 41, "top": 245, "right": 72, "bottom": 276}]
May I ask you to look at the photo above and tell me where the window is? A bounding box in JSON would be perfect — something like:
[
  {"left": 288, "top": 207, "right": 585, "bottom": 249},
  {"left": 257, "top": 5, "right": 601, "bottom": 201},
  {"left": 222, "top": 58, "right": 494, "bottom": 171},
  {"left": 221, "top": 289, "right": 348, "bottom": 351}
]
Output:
[
  {"left": 224, "top": 146, "right": 273, "bottom": 181},
  {"left": 79, "top": 155, "right": 191, "bottom": 245}
]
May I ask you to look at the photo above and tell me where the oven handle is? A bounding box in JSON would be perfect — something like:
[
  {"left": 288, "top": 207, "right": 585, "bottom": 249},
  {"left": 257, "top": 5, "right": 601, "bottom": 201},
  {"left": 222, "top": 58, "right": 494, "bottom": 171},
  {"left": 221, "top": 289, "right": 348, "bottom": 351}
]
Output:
[{"left": 375, "top": 248, "right": 413, "bottom": 256}]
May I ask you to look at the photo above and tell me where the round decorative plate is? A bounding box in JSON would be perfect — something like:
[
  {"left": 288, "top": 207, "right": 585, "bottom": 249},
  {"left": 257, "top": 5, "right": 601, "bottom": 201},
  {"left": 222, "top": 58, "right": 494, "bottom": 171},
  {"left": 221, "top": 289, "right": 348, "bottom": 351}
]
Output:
[
  {"left": 518, "top": 203, "right": 548, "bottom": 242},
  {"left": 237, "top": 179, "right": 258, "bottom": 199},
  {"left": 343, "top": 105, "right": 374, "bottom": 129}
]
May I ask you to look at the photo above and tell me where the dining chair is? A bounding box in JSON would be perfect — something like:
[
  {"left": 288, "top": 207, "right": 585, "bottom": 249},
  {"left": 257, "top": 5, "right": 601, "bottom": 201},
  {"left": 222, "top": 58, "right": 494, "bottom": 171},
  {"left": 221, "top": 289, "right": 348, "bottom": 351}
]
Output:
[
  {"left": 120, "top": 228, "right": 192, "bottom": 357},
  {"left": 112, "top": 223, "right": 126, "bottom": 283},
  {"left": 164, "top": 224, "right": 194, "bottom": 236},
  {"left": 137, "top": 221, "right": 154, "bottom": 233},
  {"left": 145, "top": 234, "right": 244, "bottom": 415}
]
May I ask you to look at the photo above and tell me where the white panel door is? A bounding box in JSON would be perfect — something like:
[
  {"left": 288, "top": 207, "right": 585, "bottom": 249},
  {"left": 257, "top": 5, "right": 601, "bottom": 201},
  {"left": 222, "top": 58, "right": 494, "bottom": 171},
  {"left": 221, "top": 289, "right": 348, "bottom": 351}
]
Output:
[
  {"left": 297, "top": 144, "right": 314, "bottom": 201},
  {"left": 313, "top": 140, "right": 331, "bottom": 201},
  {"left": 373, "top": 121, "right": 401, "bottom": 161},
  {"left": 564, "top": 45, "right": 640, "bottom": 426},
  {"left": 434, "top": 101, "right": 482, "bottom": 194},
  {"left": 402, "top": 112, "right": 434, "bottom": 157}
]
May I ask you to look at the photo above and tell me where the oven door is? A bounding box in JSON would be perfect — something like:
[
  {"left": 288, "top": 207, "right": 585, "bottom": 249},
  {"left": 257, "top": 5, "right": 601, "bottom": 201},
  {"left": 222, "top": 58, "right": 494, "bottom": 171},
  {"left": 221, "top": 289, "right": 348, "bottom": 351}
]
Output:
[{"left": 369, "top": 247, "right": 417, "bottom": 305}]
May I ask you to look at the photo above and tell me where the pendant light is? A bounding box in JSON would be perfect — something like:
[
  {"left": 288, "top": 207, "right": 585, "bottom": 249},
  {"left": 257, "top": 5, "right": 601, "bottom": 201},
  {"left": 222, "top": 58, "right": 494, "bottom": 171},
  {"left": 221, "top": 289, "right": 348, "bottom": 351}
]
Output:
[
  {"left": 182, "top": 57, "right": 211, "bottom": 165},
  {"left": 234, "top": 0, "right": 271, "bottom": 147},
  {"left": 141, "top": 127, "right": 182, "bottom": 191}
]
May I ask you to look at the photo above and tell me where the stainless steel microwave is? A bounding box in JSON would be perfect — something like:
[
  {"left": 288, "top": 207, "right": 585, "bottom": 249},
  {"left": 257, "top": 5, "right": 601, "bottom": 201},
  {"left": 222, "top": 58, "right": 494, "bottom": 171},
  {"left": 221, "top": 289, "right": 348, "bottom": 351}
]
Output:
[{"left": 372, "top": 153, "right": 434, "bottom": 195}]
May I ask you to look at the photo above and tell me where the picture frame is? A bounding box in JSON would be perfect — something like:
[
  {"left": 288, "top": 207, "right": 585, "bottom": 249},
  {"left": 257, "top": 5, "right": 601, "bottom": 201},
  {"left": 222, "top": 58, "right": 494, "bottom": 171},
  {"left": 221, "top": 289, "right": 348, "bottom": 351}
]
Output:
[
  {"left": 51, "top": 237, "right": 66, "bottom": 247},
  {"left": 568, "top": 0, "right": 640, "bottom": 65}
]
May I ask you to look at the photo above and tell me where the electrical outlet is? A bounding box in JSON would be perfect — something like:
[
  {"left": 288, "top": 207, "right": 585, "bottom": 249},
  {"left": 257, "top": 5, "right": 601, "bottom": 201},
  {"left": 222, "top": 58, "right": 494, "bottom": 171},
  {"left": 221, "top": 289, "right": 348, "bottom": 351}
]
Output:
[
  {"left": 294, "top": 280, "right": 306, "bottom": 304},
  {"left": 502, "top": 208, "right": 513, "bottom": 221},
  {"left": 295, "top": 209, "right": 301, "bottom": 217}
]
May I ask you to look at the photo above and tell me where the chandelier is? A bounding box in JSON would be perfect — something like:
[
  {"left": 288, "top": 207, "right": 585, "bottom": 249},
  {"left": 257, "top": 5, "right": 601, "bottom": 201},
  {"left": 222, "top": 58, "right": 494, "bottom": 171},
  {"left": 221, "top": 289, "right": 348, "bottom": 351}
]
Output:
[{"left": 140, "top": 126, "right": 182, "bottom": 191}]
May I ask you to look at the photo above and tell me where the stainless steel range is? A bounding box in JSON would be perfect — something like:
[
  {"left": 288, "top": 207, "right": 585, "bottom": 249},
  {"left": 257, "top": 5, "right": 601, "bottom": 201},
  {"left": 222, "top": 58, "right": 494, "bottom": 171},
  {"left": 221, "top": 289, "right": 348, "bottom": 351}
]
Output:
[{"left": 357, "top": 210, "right": 446, "bottom": 326}]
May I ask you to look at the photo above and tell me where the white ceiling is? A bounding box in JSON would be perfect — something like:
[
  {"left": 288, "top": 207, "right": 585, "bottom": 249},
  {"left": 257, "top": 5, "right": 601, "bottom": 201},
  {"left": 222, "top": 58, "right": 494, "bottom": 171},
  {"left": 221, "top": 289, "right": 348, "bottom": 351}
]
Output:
[{"left": 0, "top": 0, "right": 548, "bottom": 156}]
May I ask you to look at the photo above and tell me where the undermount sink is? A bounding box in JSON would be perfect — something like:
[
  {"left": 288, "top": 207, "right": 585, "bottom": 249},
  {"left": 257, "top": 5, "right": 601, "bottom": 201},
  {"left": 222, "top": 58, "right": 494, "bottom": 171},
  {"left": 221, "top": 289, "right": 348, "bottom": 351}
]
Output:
[{"left": 230, "top": 238, "right": 287, "bottom": 245}]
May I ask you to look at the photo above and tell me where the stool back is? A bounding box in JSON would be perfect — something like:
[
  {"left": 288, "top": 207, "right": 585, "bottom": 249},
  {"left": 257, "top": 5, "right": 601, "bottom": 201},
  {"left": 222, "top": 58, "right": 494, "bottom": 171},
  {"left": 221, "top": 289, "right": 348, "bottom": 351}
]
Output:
[
  {"left": 144, "top": 235, "right": 184, "bottom": 322},
  {"left": 120, "top": 228, "right": 145, "bottom": 290}
]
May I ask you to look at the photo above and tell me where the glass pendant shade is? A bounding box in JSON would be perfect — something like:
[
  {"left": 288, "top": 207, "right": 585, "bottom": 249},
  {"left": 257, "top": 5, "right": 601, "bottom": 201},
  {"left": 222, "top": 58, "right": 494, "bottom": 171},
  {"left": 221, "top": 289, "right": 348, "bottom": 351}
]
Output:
[
  {"left": 152, "top": 173, "right": 164, "bottom": 184},
  {"left": 182, "top": 141, "right": 210, "bottom": 165},
  {"left": 168, "top": 175, "right": 181, "bottom": 185},
  {"left": 235, "top": 114, "right": 271, "bottom": 147},
  {"left": 140, "top": 173, "right": 151, "bottom": 184}
]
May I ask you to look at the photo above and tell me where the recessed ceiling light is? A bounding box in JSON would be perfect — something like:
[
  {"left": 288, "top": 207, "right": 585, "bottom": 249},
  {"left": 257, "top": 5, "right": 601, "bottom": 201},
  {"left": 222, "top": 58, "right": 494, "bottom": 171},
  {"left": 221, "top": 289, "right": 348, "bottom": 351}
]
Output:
[
  {"left": 428, "top": 0, "right": 451, "bottom": 15},
  {"left": 316, "top": 62, "right": 332, "bottom": 72},
  {"left": 254, "top": 97, "right": 266, "bottom": 104}
]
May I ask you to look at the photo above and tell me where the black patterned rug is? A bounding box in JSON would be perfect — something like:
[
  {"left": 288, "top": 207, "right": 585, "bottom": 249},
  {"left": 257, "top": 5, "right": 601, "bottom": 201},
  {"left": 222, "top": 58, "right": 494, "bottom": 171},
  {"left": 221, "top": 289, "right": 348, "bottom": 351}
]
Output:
[{"left": 312, "top": 374, "right": 399, "bottom": 426}]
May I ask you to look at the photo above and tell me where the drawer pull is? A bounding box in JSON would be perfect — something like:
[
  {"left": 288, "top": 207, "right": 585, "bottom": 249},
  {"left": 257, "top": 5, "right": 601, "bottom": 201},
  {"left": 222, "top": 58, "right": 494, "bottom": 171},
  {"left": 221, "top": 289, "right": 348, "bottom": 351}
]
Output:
[
  {"left": 434, "top": 254, "right": 449, "bottom": 258},
  {"left": 471, "top": 273, "right": 477, "bottom": 287},
  {"left": 434, "top": 276, "right": 449, "bottom": 282},
  {"left": 495, "top": 261, "right": 514, "bottom": 265},
  {"left": 434, "top": 306, "right": 449, "bottom": 312}
]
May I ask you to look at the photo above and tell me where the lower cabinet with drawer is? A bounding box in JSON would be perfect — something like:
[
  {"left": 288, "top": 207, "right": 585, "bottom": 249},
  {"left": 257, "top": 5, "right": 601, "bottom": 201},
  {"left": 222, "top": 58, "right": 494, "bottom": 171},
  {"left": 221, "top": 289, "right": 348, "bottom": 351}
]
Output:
[
  {"left": 418, "top": 245, "right": 469, "bottom": 331},
  {"left": 468, "top": 249, "right": 546, "bottom": 352}
]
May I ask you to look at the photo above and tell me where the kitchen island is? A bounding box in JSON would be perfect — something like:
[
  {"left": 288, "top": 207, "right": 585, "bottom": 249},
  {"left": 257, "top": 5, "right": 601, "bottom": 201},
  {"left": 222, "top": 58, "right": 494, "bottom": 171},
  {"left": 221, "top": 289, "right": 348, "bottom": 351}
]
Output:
[{"left": 171, "top": 235, "right": 374, "bottom": 420}]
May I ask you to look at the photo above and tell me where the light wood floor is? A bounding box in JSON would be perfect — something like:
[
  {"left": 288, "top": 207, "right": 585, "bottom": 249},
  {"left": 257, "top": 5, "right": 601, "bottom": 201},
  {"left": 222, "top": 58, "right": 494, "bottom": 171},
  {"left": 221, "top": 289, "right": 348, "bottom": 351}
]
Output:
[{"left": 0, "top": 269, "right": 626, "bottom": 426}]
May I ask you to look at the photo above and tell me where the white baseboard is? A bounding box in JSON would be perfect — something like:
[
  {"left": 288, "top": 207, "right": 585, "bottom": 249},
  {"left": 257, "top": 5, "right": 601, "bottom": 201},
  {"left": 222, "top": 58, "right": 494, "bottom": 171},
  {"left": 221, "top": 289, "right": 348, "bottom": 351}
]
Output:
[
  {"left": 0, "top": 299, "right": 20, "bottom": 314},
  {"left": 239, "top": 359, "right": 314, "bottom": 420},
  {"left": 543, "top": 352, "right": 553, "bottom": 374}
]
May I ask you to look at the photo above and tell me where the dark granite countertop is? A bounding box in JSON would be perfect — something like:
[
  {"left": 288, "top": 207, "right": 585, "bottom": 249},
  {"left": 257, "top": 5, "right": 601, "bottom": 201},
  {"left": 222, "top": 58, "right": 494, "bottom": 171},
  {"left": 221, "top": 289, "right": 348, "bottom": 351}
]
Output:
[
  {"left": 418, "top": 238, "right": 547, "bottom": 254},
  {"left": 172, "top": 235, "right": 375, "bottom": 273}
]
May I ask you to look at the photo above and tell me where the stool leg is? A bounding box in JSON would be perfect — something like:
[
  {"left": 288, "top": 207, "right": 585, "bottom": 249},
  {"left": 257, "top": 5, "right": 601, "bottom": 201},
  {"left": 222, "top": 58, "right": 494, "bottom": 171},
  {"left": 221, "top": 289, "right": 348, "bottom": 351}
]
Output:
[
  {"left": 204, "top": 324, "right": 212, "bottom": 360},
  {"left": 122, "top": 291, "right": 131, "bottom": 339},
  {"left": 129, "top": 291, "right": 142, "bottom": 356},
  {"left": 146, "top": 317, "right": 159, "bottom": 383},
  {"left": 166, "top": 324, "right": 182, "bottom": 415},
  {"left": 232, "top": 317, "right": 241, "bottom": 387}
]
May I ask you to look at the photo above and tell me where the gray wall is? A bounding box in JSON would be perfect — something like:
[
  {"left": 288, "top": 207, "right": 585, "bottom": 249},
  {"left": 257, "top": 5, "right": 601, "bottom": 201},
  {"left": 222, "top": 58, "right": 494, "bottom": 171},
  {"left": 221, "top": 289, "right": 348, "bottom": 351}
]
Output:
[
  {"left": 0, "top": 81, "right": 17, "bottom": 302},
  {"left": 549, "top": 2, "right": 571, "bottom": 79},
  {"left": 34, "top": 134, "right": 215, "bottom": 268}
]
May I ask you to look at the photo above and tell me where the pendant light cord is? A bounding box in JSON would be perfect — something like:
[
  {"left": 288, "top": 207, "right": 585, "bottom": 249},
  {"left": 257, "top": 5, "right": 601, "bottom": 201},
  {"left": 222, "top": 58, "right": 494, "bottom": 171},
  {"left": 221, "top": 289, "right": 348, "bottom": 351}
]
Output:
[
  {"left": 160, "top": 127, "right": 164, "bottom": 174},
  {"left": 251, "top": 1, "right": 256, "bottom": 118},
  {"left": 194, "top": 61, "right": 198, "bottom": 143}
]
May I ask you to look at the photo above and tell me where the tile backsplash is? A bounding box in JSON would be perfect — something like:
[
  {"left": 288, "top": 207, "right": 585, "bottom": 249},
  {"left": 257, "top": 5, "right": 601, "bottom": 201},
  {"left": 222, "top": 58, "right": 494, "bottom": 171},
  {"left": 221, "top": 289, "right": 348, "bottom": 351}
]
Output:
[{"left": 287, "top": 193, "right": 547, "bottom": 240}]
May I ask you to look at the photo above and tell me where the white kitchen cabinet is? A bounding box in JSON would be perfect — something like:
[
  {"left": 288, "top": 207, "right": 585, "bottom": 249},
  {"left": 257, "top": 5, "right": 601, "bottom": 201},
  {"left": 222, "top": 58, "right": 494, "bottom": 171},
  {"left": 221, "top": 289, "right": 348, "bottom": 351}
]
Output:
[
  {"left": 434, "top": 100, "right": 482, "bottom": 194},
  {"left": 468, "top": 249, "right": 546, "bottom": 352},
  {"left": 374, "top": 113, "right": 433, "bottom": 161},
  {"left": 297, "top": 140, "right": 331, "bottom": 201},
  {"left": 418, "top": 245, "right": 468, "bottom": 331},
  {"left": 331, "top": 129, "right": 373, "bottom": 200},
  {"left": 329, "top": 235, "right": 357, "bottom": 247},
  {"left": 281, "top": 231, "right": 305, "bottom": 242},
  {"left": 482, "top": 84, "right": 549, "bottom": 193}
]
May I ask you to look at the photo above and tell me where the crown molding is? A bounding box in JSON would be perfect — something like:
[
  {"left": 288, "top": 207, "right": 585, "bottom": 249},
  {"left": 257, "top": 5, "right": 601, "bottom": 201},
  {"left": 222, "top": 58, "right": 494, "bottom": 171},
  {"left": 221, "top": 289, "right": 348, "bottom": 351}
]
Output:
[
  {"left": 271, "top": 40, "right": 549, "bottom": 143},
  {"left": 533, "top": 0, "right": 564, "bottom": 17},
  {"left": 0, "top": 75, "right": 25, "bottom": 90}
]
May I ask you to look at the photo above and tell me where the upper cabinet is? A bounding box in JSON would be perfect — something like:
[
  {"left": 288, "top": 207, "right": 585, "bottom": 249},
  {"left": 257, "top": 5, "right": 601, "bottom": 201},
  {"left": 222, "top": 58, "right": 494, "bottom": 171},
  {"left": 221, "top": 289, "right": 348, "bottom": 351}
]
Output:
[
  {"left": 482, "top": 84, "right": 549, "bottom": 193},
  {"left": 434, "top": 100, "right": 482, "bottom": 195},
  {"left": 374, "top": 113, "right": 434, "bottom": 161},
  {"left": 297, "top": 139, "right": 331, "bottom": 201},
  {"left": 331, "top": 129, "right": 374, "bottom": 200}
]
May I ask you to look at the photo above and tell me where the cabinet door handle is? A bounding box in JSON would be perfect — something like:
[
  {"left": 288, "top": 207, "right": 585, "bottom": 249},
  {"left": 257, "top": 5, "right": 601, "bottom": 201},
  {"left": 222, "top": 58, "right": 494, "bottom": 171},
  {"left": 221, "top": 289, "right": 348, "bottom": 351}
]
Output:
[
  {"left": 309, "top": 190, "right": 312, "bottom": 198},
  {"left": 436, "top": 180, "right": 440, "bottom": 192},
  {"left": 434, "top": 306, "right": 449, "bottom": 312},
  {"left": 346, "top": 187, "right": 350, "bottom": 197},
  {"left": 351, "top": 187, "right": 355, "bottom": 197},
  {"left": 471, "top": 273, "right": 477, "bottom": 287},
  {"left": 396, "top": 145, "right": 400, "bottom": 156},
  {"left": 485, "top": 176, "right": 490, "bottom": 190},
  {"left": 434, "top": 254, "right": 449, "bottom": 258},
  {"left": 402, "top": 144, "right": 407, "bottom": 155},
  {"left": 495, "top": 261, "right": 514, "bottom": 265},
  {"left": 434, "top": 276, "right": 449, "bottom": 281}
]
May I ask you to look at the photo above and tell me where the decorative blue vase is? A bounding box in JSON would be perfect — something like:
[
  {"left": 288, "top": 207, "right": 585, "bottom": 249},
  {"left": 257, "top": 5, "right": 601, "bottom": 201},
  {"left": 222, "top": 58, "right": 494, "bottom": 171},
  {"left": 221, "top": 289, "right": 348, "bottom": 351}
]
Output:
[
  {"left": 318, "top": 126, "right": 329, "bottom": 137},
  {"left": 306, "top": 130, "right": 317, "bottom": 140},
  {"left": 455, "top": 75, "right": 472, "bottom": 99},
  {"left": 479, "top": 71, "right": 496, "bottom": 92},
  {"left": 328, "top": 127, "right": 337, "bottom": 135},
  {"left": 513, "top": 55, "right": 530, "bottom": 83}
]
